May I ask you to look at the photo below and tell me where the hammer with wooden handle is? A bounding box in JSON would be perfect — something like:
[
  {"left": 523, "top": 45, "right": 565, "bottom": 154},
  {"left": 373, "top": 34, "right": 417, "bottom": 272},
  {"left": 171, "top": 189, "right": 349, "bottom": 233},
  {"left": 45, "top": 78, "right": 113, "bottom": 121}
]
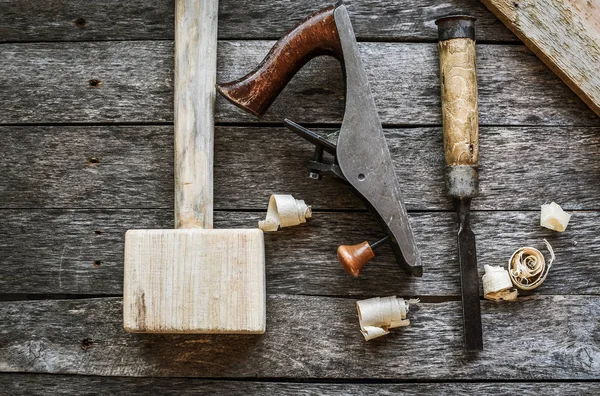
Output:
[{"left": 123, "top": 0, "right": 266, "bottom": 334}]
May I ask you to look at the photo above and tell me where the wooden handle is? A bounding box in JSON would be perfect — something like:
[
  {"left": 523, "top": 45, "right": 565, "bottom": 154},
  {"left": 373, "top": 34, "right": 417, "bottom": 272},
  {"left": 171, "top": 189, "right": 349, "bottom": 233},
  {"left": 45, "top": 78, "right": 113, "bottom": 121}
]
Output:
[
  {"left": 216, "top": 4, "right": 343, "bottom": 117},
  {"left": 174, "top": 0, "right": 218, "bottom": 229},
  {"left": 438, "top": 33, "right": 479, "bottom": 166},
  {"left": 337, "top": 241, "right": 375, "bottom": 277}
]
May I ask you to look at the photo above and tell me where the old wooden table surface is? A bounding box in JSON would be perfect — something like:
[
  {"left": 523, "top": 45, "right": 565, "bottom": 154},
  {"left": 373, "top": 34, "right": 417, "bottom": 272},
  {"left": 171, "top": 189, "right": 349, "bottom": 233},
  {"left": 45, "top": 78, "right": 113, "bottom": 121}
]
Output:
[{"left": 0, "top": 0, "right": 599, "bottom": 394}]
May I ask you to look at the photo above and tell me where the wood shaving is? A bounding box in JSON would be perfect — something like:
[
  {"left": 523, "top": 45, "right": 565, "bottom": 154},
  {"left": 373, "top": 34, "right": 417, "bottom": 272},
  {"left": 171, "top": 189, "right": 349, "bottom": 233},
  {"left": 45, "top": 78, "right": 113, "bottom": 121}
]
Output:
[
  {"left": 540, "top": 202, "right": 571, "bottom": 232},
  {"left": 258, "top": 194, "right": 312, "bottom": 232},
  {"left": 482, "top": 265, "right": 518, "bottom": 301},
  {"left": 508, "top": 239, "right": 555, "bottom": 291},
  {"left": 356, "top": 296, "right": 412, "bottom": 341}
]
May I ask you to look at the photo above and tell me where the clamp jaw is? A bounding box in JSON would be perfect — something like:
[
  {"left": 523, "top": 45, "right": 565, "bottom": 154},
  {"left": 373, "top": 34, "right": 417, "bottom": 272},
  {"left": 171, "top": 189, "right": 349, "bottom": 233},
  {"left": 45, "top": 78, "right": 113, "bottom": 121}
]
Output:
[{"left": 217, "top": 3, "right": 422, "bottom": 277}]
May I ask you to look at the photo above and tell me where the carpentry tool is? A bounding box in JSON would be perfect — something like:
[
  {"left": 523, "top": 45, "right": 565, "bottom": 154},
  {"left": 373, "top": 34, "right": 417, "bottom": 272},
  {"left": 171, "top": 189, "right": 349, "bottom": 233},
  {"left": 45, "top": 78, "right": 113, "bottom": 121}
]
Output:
[
  {"left": 481, "top": 0, "right": 600, "bottom": 118},
  {"left": 123, "top": 0, "right": 266, "bottom": 334},
  {"left": 436, "top": 15, "right": 483, "bottom": 351},
  {"left": 217, "top": 3, "right": 422, "bottom": 278}
]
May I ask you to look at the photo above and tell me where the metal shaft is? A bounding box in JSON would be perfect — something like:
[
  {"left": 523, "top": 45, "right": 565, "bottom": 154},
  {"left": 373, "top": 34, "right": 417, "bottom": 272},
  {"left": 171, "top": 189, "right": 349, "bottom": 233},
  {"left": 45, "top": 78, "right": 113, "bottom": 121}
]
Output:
[{"left": 455, "top": 198, "right": 483, "bottom": 351}]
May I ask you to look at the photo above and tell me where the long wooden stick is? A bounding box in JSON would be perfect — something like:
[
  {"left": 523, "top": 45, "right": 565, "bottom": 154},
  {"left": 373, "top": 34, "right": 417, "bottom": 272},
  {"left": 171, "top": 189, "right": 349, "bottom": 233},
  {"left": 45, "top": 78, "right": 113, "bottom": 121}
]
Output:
[
  {"left": 481, "top": 0, "right": 600, "bottom": 117},
  {"left": 174, "top": 0, "right": 219, "bottom": 229}
]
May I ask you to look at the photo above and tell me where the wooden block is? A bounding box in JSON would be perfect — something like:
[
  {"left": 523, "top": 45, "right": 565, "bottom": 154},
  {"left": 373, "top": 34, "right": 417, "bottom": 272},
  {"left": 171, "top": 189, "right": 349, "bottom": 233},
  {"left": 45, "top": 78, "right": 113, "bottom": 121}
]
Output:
[
  {"left": 123, "top": 229, "right": 265, "bottom": 333},
  {"left": 481, "top": 0, "right": 600, "bottom": 117}
]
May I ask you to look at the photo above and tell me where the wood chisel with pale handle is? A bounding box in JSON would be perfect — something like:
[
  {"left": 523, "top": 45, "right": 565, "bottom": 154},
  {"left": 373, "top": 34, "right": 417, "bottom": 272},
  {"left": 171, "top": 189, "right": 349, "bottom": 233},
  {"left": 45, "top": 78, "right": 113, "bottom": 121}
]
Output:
[{"left": 436, "top": 15, "right": 483, "bottom": 351}]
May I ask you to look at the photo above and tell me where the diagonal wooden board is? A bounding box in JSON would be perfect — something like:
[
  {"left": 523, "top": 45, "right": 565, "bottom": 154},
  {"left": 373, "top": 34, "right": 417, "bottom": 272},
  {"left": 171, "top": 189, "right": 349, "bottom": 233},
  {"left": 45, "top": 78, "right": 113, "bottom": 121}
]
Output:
[{"left": 481, "top": 0, "right": 600, "bottom": 117}]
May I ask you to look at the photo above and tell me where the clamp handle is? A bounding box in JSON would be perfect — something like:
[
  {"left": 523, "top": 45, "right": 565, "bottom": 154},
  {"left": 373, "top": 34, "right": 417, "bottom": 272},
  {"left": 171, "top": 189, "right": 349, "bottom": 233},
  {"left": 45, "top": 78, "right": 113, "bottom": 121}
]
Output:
[
  {"left": 337, "top": 236, "right": 389, "bottom": 277},
  {"left": 216, "top": 4, "right": 343, "bottom": 117},
  {"left": 337, "top": 242, "right": 374, "bottom": 277}
]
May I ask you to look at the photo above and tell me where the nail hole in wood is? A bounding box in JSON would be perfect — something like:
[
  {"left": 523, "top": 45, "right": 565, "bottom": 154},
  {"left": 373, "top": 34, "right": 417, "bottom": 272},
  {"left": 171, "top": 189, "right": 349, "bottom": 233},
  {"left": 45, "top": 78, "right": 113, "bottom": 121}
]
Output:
[
  {"left": 94, "top": 230, "right": 103, "bottom": 235},
  {"left": 86, "top": 157, "right": 100, "bottom": 166},
  {"left": 81, "top": 338, "right": 94, "bottom": 350},
  {"left": 513, "top": 2, "right": 519, "bottom": 7},
  {"left": 74, "top": 18, "right": 87, "bottom": 28},
  {"left": 93, "top": 260, "right": 102, "bottom": 268},
  {"left": 88, "top": 79, "right": 102, "bottom": 88}
]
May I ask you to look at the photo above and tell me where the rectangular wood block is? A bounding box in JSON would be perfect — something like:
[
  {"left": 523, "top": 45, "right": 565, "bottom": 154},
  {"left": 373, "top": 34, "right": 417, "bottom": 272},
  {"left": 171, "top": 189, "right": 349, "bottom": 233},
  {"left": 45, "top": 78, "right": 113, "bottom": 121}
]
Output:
[{"left": 123, "top": 228, "right": 265, "bottom": 333}]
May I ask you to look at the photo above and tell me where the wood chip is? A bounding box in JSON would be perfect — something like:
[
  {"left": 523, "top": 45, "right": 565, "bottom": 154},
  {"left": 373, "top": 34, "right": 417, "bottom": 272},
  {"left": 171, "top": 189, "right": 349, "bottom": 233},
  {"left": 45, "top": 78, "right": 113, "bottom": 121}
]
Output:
[
  {"left": 540, "top": 202, "right": 571, "bottom": 232},
  {"left": 482, "top": 265, "right": 518, "bottom": 301},
  {"left": 258, "top": 194, "right": 312, "bottom": 232},
  {"left": 356, "top": 296, "right": 412, "bottom": 341}
]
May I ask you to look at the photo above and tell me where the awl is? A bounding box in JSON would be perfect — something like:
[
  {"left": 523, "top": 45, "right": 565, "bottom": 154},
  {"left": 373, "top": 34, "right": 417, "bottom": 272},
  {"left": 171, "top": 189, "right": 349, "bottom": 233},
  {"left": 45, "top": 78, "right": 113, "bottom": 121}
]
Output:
[{"left": 436, "top": 15, "right": 483, "bottom": 351}]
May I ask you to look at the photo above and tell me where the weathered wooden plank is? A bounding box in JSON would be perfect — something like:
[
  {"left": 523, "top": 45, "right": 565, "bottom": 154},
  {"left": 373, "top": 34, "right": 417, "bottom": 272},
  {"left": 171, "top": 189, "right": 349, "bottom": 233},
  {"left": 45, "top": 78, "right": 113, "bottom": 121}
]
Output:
[
  {"left": 0, "top": 42, "right": 597, "bottom": 125},
  {"left": 0, "top": 295, "right": 598, "bottom": 378},
  {"left": 481, "top": 0, "right": 600, "bottom": 117},
  {"left": 0, "top": 375, "right": 596, "bottom": 396},
  {"left": 0, "top": 42, "right": 173, "bottom": 123},
  {"left": 0, "top": 209, "right": 595, "bottom": 296},
  {"left": 2, "top": 126, "right": 599, "bottom": 211},
  {"left": 0, "top": 0, "right": 514, "bottom": 43}
]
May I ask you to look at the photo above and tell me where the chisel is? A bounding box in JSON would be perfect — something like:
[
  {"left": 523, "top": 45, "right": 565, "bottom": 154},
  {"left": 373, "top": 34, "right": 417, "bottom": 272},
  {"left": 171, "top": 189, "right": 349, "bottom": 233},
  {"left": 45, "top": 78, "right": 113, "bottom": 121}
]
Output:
[{"left": 435, "top": 15, "right": 483, "bottom": 351}]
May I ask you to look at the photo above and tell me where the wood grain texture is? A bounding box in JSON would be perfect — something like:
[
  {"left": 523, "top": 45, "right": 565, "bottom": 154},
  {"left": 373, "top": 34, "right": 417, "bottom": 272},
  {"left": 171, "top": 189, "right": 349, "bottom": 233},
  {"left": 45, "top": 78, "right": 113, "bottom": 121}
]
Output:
[
  {"left": 1, "top": 42, "right": 598, "bottom": 125},
  {"left": 1, "top": 375, "right": 597, "bottom": 396},
  {"left": 124, "top": 229, "right": 265, "bottom": 333},
  {"left": 481, "top": 0, "right": 600, "bottom": 117},
  {"left": 0, "top": 0, "right": 514, "bottom": 43},
  {"left": 1, "top": 126, "right": 599, "bottom": 211},
  {"left": 439, "top": 38, "right": 479, "bottom": 166},
  {"left": 0, "top": 0, "right": 596, "bottom": 388},
  {"left": 173, "top": 0, "right": 218, "bottom": 229},
  {"left": 0, "top": 295, "right": 598, "bottom": 378},
  {"left": 0, "top": 209, "right": 597, "bottom": 296}
]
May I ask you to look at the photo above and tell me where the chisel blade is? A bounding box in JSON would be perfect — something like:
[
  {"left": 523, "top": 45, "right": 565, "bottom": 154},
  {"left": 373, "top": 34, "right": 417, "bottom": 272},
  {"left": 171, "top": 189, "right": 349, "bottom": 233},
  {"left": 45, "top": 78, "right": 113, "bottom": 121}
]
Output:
[{"left": 456, "top": 198, "right": 483, "bottom": 351}]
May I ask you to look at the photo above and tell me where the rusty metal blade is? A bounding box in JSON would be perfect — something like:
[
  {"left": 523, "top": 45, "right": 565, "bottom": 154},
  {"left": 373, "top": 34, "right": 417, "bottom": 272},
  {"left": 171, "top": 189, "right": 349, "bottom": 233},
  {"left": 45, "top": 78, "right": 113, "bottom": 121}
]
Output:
[{"left": 456, "top": 198, "right": 483, "bottom": 351}]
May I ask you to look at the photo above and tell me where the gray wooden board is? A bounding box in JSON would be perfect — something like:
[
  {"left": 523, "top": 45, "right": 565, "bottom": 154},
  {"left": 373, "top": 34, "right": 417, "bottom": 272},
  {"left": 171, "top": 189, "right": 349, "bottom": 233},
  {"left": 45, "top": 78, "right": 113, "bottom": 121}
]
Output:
[
  {"left": 1, "top": 126, "right": 599, "bottom": 211},
  {"left": 0, "top": 375, "right": 597, "bottom": 396},
  {"left": 0, "top": 0, "right": 514, "bottom": 43},
  {"left": 0, "top": 0, "right": 598, "bottom": 388},
  {"left": 0, "top": 295, "right": 598, "bottom": 378},
  {"left": 0, "top": 210, "right": 595, "bottom": 296},
  {"left": 0, "top": 42, "right": 598, "bottom": 125}
]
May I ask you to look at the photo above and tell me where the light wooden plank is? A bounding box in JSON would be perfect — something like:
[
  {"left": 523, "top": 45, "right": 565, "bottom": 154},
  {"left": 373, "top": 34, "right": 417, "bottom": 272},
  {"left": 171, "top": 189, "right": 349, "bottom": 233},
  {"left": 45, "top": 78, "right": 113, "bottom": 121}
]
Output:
[
  {"left": 0, "top": 42, "right": 597, "bottom": 125},
  {"left": 173, "top": 0, "right": 217, "bottom": 229},
  {"left": 0, "top": 374, "right": 596, "bottom": 396},
  {"left": 1, "top": 126, "right": 599, "bottom": 211},
  {"left": 0, "top": 295, "right": 598, "bottom": 378},
  {"left": 0, "top": 209, "right": 596, "bottom": 296},
  {"left": 0, "top": 0, "right": 513, "bottom": 42},
  {"left": 481, "top": 0, "right": 600, "bottom": 117}
]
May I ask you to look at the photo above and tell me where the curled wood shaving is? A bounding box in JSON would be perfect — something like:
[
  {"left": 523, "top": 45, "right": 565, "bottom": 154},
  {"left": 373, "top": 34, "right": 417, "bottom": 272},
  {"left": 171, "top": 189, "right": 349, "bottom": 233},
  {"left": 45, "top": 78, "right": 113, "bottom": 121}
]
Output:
[
  {"left": 258, "top": 194, "right": 312, "bottom": 232},
  {"left": 508, "top": 239, "right": 555, "bottom": 291},
  {"left": 482, "top": 265, "right": 517, "bottom": 301},
  {"left": 356, "top": 296, "right": 412, "bottom": 341}
]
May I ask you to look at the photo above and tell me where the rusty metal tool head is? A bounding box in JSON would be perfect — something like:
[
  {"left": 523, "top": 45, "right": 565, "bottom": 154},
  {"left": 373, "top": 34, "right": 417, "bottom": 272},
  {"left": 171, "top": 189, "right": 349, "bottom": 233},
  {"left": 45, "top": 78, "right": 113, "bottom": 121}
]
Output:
[
  {"left": 217, "top": 2, "right": 422, "bottom": 278},
  {"left": 436, "top": 15, "right": 483, "bottom": 351}
]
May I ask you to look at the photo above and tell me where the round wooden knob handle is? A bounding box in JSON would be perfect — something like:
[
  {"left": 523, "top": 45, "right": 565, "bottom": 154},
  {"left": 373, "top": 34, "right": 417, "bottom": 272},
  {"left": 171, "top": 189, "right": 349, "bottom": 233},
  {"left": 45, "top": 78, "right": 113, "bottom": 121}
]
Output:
[{"left": 337, "top": 241, "right": 375, "bottom": 277}]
